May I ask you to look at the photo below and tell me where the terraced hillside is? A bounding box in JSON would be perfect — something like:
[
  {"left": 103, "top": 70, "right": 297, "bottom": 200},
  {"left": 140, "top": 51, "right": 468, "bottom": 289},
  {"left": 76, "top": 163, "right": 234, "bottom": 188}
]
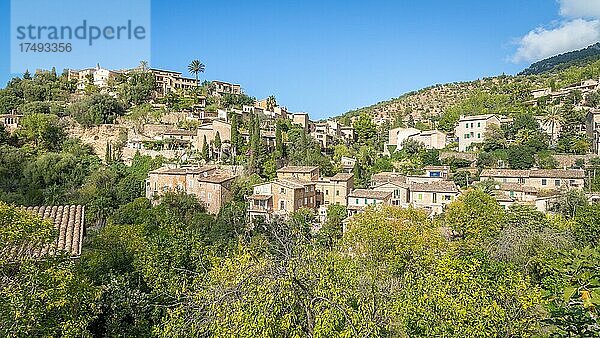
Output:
[{"left": 339, "top": 45, "right": 600, "bottom": 130}]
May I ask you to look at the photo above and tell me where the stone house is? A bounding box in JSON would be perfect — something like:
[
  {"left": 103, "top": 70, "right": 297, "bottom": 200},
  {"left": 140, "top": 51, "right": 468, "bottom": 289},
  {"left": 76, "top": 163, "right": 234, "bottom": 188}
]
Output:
[
  {"left": 372, "top": 181, "right": 410, "bottom": 207},
  {"left": 479, "top": 169, "right": 585, "bottom": 191},
  {"left": 409, "top": 181, "right": 460, "bottom": 215},
  {"left": 455, "top": 114, "right": 501, "bottom": 152},
  {"left": 276, "top": 166, "right": 320, "bottom": 181},
  {"left": 315, "top": 173, "right": 354, "bottom": 207},
  {"left": 247, "top": 178, "right": 317, "bottom": 221},
  {"left": 347, "top": 189, "right": 392, "bottom": 216},
  {"left": 145, "top": 166, "right": 236, "bottom": 214},
  {"left": 0, "top": 113, "right": 23, "bottom": 132}
]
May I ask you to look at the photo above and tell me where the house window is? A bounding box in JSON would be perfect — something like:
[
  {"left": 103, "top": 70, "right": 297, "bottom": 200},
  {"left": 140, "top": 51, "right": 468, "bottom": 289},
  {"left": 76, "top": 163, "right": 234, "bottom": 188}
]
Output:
[
  {"left": 280, "top": 188, "right": 285, "bottom": 194},
  {"left": 443, "top": 195, "right": 452, "bottom": 201},
  {"left": 570, "top": 179, "right": 575, "bottom": 185},
  {"left": 418, "top": 193, "right": 423, "bottom": 200},
  {"left": 432, "top": 193, "right": 437, "bottom": 203},
  {"left": 477, "top": 122, "right": 481, "bottom": 127},
  {"left": 555, "top": 180, "right": 560, "bottom": 187},
  {"left": 518, "top": 178, "right": 525, "bottom": 184},
  {"left": 477, "top": 133, "right": 481, "bottom": 138},
  {"left": 336, "top": 190, "right": 340, "bottom": 196},
  {"left": 470, "top": 123, "right": 474, "bottom": 128},
  {"left": 364, "top": 198, "right": 368, "bottom": 204},
  {"left": 465, "top": 123, "right": 469, "bottom": 128},
  {"left": 355, "top": 198, "right": 359, "bottom": 204},
  {"left": 325, "top": 189, "right": 329, "bottom": 195},
  {"left": 280, "top": 200, "right": 285, "bottom": 210},
  {"left": 542, "top": 179, "right": 547, "bottom": 186}
]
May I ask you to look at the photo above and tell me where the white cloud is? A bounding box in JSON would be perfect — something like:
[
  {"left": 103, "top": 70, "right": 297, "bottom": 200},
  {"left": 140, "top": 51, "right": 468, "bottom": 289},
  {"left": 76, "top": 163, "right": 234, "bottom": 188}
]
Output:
[
  {"left": 559, "top": 0, "right": 600, "bottom": 19},
  {"left": 512, "top": 18, "right": 600, "bottom": 63}
]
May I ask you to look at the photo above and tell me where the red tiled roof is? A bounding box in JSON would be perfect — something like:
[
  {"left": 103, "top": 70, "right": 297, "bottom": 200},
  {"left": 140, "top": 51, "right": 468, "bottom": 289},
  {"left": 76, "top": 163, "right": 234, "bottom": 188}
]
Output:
[{"left": 2, "top": 205, "right": 85, "bottom": 261}]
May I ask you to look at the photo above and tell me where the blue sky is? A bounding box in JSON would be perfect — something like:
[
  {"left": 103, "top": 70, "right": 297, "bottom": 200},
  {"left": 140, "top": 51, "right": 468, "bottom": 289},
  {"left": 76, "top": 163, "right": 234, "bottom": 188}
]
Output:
[{"left": 1, "top": 0, "right": 598, "bottom": 119}]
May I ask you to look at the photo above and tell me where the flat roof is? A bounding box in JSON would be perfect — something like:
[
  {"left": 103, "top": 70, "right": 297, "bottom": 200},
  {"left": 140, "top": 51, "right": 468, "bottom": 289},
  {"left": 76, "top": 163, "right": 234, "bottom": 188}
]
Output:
[
  {"left": 277, "top": 166, "right": 319, "bottom": 173},
  {"left": 349, "top": 189, "right": 391, "bottom": 199},
  {"left": 459, "top": 114, "right": 498, "bottom": 121},
  {"left": 149, "top": 166, "right": 215, "bottom": 175},
  {"left": 410, "top": 181, "right": 459, "bottom": 193},
  {"left": 330, "top": 173, "right": 353, "bottom": 181},
  {"left": 197, "top": 174, "right": 235, "bottom": 184}
]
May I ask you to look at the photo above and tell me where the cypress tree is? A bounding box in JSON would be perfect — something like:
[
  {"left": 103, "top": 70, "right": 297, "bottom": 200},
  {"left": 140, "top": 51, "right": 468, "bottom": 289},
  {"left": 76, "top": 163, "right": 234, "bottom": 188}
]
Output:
[{"left": 202, "top": 135, "right": 209, "bottom": 161}]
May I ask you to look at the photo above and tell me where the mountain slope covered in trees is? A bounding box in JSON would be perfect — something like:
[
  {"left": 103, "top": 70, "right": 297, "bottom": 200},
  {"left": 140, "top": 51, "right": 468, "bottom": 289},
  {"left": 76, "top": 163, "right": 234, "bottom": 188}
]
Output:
[
  {"left": 338, "top": 48, "right": 600, "bottom": 131},
  {"left": 519, "top": 42, "right": 600, "bottom": 76}
]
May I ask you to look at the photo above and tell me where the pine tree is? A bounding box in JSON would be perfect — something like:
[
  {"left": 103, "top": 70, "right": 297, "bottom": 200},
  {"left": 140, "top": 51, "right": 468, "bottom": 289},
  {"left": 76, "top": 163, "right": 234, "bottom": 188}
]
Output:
[{"left": 23, "top": 69, "right": 31, "bottom": 80}]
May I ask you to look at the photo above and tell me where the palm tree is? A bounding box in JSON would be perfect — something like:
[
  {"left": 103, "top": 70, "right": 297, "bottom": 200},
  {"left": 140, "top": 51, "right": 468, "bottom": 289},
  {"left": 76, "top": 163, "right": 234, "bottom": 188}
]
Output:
[
  {"left": 542, "top": 105, "right": 564, "bottom": 147},
  {"left": 139, "top": 60, "right": 149, "bottom": 72},
  {"left": 266, "top": 95, "right": 277, "bottom": 111},
  {"left": 188, "top": 60, "right": 205, "bottom": 87}
]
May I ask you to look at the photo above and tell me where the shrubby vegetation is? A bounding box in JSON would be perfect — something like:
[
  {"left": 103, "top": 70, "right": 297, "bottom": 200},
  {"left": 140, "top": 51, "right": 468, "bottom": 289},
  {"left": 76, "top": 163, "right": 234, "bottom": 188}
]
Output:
[{"left": 2, "top": 187, "right": 599, "bottom": 337}]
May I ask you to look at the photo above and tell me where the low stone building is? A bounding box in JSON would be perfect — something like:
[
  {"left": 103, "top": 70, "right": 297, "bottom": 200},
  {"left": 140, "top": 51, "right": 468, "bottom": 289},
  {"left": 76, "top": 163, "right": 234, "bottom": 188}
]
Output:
[
  {"left": 455, "top": 114, "right": 501, "bottom": 152},
  {"left": 0, "top": 113, "right": 23, "bottom": 132},
  {"left": 145, "top": 166, "right": 236, "bottom": 214},
  {"left": 372, "top": 180, "right": 410, "bottom": 207},
  {"left": 480, "top": 169, "right": 585, "bottom": 191},
  {"left": 347, "top": 189, "right": 392, "bottom": 216},
  {"left": 276, "top": 166, "right": 320, "bottom": 181},
  {"left": 248, "top": 178, "right": 317, "bottom": 221},
  {"left": 409, "top": 181, "right": 460, "bottom": 215},
  {"left": 315, "top": 173, "right": 354, "bottom": 207}
]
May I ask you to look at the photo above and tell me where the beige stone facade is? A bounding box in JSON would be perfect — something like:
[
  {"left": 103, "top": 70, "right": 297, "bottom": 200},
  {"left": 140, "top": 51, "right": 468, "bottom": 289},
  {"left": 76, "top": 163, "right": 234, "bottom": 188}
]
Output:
[
  {"left": 315, "top": 173, "right": 354, "bottom": 207},
  {"left": 150, "top": 68, "right": 198, "bottom": 98},
  {"left": 145, "top": 166, "right": 236, "bottom": 214},
  {"left": 248, "top": 178, "right": 317, "bottom": 221},
  {"left": 212, "top": 81, "right": 241, "bottom": 95},
  {"left": 455, "top": 114, "right": 501, "bottom": 152},
  {"left": 347, "top": 189, "right": 392, "bottom": 216},
  {"left": 587, "top": 110, "right": 600, "bottom": 155},
  {"left": 0, "top": 114, "right": 23, "bottom": 132},
  {"left": 480, "top": 169, "right": 585, "bottom": 191},
  {"left": 291, "top": 113, "right": 311, "bottom": 131},
  {"left": 411, "top": 130, "right": 447, "bottom": 149},
  {"left": 276, "top": 166, "right": 319, "bottom": 181},
  {"left": 196, "top": 120, "right": 232, "bottom": 149},
  {"left": 409, "top": 181, "right": 460, "bottom": 215}
]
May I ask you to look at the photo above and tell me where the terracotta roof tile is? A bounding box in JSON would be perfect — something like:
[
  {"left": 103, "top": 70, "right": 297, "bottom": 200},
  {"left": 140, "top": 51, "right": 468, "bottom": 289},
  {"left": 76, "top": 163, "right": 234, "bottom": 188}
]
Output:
[{"left": 2, "top": 205, "right": 85, "bottom": 261}]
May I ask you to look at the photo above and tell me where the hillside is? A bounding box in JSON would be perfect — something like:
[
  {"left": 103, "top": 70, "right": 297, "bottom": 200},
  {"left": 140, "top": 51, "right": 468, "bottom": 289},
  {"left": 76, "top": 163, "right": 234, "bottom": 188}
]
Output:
[
  {"left": 340, "top": 76, "right": 543, "bottom": 129},
  {"left": 519, "top": 42, "right": 600, "bottom": 76},
  {"left": 339, "top": 50, "right": 600, "bottom": 130}
]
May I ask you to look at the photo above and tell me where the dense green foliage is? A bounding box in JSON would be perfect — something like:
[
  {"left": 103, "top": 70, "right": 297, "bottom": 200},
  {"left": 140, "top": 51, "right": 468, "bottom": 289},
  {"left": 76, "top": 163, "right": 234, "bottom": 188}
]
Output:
[
  {"left": 2, "top": 188, "right": 595, "bottom": 337},
  {"left": 520, "top": 42, "right": 600, "bottom": 75}
]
